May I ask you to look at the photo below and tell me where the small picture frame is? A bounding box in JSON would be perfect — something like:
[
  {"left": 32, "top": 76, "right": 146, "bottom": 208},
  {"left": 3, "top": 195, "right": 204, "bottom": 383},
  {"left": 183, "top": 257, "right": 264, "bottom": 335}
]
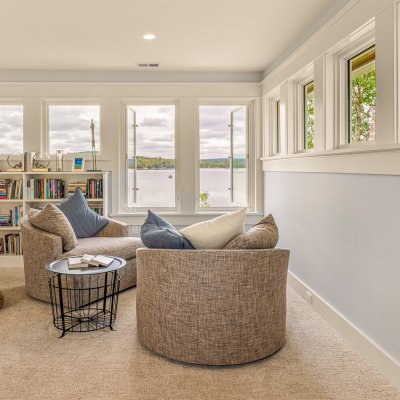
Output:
[{"left": 72, "top": 157, "right": 85, "bottom": 172}]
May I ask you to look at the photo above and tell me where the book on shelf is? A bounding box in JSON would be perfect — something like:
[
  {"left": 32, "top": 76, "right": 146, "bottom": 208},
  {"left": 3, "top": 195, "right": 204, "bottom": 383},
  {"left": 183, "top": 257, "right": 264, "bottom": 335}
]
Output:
[
  {"left": 86, "top": 178, "right": 103, "bottom": 199},
  {"left": 0, "top": 179, "right": 23, "bottom": 199},
  {"left": 26, "top": 178, "right": 65, "bottom": 200},
  {"left": 68, "top": 182, "right": 87, "bottom": 197},
  {"left": 0, "top": 205, "right": 23, "bottom": 227},
  {"left": 0, "top": 233, "right": 22, "bottom": 255},
  {"left": 88, "top": 201, "right": 104, "bottom": 215}
]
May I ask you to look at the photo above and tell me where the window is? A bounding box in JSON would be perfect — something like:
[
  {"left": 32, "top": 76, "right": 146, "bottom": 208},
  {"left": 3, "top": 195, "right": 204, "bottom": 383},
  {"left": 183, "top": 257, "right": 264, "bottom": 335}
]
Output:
[
  {"left": 48, "top": 105, "right": 100, "bottom": 154},
  {"left": 304, "top": 81, "right": 314, "bottom": 149},
  {"left": 199, "top": 105, "right": 247, "bottom": 208},
  {"left": 126, "top": 105, "right": 175, "bottom": 208},
  {"left": 0, "top": 105, "right": 23, "bottom": 154},
  {"left": 348, "top": 45, "right": 376, "bottom": 143}
]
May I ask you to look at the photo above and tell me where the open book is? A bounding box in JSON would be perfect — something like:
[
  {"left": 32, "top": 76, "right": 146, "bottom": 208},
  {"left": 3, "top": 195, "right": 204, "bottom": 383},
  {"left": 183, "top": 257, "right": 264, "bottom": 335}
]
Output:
[{"left": 68, "top": 255, "right": 114, "bottom": 269}]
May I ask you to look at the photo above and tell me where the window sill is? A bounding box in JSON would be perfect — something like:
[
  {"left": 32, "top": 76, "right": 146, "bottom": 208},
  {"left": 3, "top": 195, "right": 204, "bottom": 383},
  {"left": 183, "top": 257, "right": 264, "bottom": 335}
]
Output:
[{"left": 261, "top": 144, "right": 400, "bottom": 175}]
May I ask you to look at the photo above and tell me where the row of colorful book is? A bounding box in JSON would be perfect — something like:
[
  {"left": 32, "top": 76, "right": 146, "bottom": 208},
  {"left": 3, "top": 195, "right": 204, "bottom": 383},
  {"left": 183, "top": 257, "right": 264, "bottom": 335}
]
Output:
[
  {"left": 0, "top": 234, "right": 22, "bottom": 255},
  {"left": 0, "top": 206, "right": 23, "bottom": 227},
  {"left": 67, "top": 179, "right": 103, "bottom": 199},
  {"left": 26, "top": 179, "right": 65, "bottom": 200},
  {"left": 0, "top": 179, "right": 23, "bottom": 199}
]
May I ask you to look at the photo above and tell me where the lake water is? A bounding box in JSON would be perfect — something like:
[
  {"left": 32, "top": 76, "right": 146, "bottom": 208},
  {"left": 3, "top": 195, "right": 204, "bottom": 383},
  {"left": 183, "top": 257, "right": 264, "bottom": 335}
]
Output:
[{"left": 128, "top": 168, "right": 246, "bottom": 208}]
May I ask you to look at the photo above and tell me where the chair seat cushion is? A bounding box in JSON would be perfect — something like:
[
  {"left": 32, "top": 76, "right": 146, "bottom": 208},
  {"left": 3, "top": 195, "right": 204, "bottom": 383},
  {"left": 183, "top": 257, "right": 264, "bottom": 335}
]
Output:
[{"left": 61, "top": 237, "right": 144, "bottom": 260}]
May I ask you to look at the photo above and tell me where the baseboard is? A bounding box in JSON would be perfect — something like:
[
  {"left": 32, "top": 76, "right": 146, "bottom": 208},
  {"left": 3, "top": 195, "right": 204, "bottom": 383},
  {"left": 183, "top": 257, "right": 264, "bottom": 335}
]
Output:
[
  {"left": 288, "top": 271, "right": 400, "bottom": 389},
  {"left": 0, "top": 255, "right": 24, "bottom": 268}
]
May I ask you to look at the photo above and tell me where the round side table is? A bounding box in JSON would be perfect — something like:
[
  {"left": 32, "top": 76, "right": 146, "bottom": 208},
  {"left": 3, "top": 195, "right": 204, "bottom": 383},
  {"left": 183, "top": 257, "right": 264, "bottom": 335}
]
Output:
[{"left": 45, "top": 256, "right": 126, "bottom": 338}]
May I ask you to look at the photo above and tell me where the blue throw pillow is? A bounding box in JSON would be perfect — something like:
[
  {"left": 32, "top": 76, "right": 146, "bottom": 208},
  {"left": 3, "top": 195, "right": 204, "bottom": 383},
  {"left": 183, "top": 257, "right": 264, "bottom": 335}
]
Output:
[
  {"left": 58, "top": 187, "right": 109, "bottom": 238},
  {"left": 141, "top": 210, "right": 194, "bottom": 249}
]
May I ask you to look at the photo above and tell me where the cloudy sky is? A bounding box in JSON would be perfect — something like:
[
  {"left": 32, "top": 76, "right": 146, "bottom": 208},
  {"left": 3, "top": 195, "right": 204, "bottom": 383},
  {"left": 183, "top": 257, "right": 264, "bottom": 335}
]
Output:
[
  {"left": 49, "top": 105, "right": 100, "bottom": 154},
  {"left": 0, "top": 105, "right": 23, "bottom": 154},
  {"left": 127, "top": 105, "right": 175, "bottom": 159},
  {"left": 0, "top": 104, "right": 245, "bottom": 160}
]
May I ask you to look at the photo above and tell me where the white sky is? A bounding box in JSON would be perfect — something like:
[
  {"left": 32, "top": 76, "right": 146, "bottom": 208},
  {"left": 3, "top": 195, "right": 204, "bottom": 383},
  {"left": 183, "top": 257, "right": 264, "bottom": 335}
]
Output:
[
  {"left": 0, "top": 104, "right": 246, "bottom": 159},
  {"left": 0, "top": 105, "right": 23, "bottom": 154}
]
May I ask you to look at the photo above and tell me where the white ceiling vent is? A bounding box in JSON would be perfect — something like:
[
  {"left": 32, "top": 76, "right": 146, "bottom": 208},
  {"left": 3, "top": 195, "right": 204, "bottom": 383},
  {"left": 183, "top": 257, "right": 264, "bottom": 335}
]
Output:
[{"left": 138, "top": 63, "right": 159, "bottom": 68}]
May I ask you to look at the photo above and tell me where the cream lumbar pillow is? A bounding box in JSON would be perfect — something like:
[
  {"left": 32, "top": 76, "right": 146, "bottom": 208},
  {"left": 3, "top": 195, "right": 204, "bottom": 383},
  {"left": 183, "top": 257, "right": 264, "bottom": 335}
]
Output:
[
  {"left": 180, "top": 208, "right": 246, "bottom": 249},
  {"left": 28, "top": 204, "right": 78, "bottom": 252}
]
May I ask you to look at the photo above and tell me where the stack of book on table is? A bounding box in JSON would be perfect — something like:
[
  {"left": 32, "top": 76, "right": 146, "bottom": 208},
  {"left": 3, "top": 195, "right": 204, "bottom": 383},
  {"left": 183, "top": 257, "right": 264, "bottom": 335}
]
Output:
[{"left": 68, "top": 254, "right": 114, "bottom": 269}]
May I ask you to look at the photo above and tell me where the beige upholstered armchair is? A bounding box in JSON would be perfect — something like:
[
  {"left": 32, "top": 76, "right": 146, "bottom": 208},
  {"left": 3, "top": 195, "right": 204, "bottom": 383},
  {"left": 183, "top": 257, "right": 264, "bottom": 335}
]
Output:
[
  {"left": 136, "top": 248, "right": 290, "bottom": 365},
  {"left": 20, "top": 216, "right": 143, "bottom": 302}
]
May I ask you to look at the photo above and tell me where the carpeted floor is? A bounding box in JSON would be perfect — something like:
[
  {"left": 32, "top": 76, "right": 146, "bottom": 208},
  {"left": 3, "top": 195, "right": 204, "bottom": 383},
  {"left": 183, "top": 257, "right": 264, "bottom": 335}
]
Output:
[{"left": 0, "top": 266, "right": 399, "bottom": 400}]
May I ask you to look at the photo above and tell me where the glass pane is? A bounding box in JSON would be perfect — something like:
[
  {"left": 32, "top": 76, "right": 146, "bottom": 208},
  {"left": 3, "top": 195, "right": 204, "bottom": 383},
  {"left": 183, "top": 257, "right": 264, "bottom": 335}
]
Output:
[
  {"left": 49, "top": 105, "right": 100, "bottom": 154},
  {"left": 231, "top": 107, "right": 247, "bottom": 207},
  {"left": 304, "top": 81, "right": 314, "bottom": 149},
  {"left": 199, "top": 105, "right": 247, "bottom": 208},
  {"left": 348, "top": 46, "right": 376, "bottom": 143},
  {"left": 127, "top": 105, "right": 175, "bottom": 208},
  {"left": 0, "top": 105, "right": 23, "bottom": 154}
]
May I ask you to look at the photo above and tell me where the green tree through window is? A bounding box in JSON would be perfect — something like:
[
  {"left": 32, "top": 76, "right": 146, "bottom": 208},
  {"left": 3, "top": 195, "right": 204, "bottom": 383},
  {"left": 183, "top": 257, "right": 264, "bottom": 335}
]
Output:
[{"left": 349, "top": 46, "right": 376, "bottom": 143}]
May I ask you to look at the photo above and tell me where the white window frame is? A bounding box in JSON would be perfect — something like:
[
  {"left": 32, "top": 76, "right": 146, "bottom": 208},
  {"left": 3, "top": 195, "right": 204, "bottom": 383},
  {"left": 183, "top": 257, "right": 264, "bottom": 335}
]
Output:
[
  {"left": 120, "top": 99, "right": 180, "bottom": 214},
  {"left": 43, "top": 100, "right": 102, "bottom": 159},
  {"left": 334, "top": 26, "right": 375, "bottom": 149},
  {"left": 264, "top": 89, "right": 281, "bottom": 157},
  {"left": 294, "top": 68, "right": 314, "bottom": 153},
  {"left": 0, "top": 99, "right": 24, "bottom": 157},
  {"left": 196, "top": 99, "right": 257, "bottom": 213}
]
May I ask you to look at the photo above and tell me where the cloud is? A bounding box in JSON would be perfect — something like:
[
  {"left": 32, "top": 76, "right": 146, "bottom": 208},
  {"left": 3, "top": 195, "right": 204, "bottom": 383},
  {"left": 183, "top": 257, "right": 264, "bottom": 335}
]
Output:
[
  {"left": 0, "top": 106, "right": 23, "bottom": 154},
  {"left": 140, "top": 117, "right": 169, "bottom": 128}
]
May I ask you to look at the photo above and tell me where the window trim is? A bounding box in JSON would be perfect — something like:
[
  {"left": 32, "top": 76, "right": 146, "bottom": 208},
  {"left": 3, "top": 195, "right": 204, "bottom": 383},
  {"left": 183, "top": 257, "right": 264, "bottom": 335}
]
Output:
[
  {"left": 43, "top": 99, "right": 102, "bottom": 159},
  {"left": 120, "top": 99, "right": 180, "bottom": 213},
  {"left": 0, "top": 99, "right": 24, "bottom": 157},
  {"left": 196, "top": 100, "right": 255, "bottom": 212}
]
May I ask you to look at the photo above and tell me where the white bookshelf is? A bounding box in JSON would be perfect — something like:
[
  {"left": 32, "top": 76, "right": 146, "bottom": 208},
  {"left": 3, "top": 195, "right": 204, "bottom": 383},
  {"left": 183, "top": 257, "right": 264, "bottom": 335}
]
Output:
[{"left": 0, "top": 171, "right": 110, "bottom": 265}]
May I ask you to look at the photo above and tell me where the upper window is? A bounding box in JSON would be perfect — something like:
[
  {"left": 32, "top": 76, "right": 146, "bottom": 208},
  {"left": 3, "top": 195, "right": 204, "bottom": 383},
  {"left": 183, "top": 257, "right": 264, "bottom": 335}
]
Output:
[
  {"left": 0, "top": 105, "right": 23, "bottom": 155},
  {"left": 199, "top": 105, "right": 247, "bottom": 208},
  {"left": 348, "top": 45, "right": 376, "bottom": 143},
  {"left": 304, "top": 81, "right": 315, "bottom": 150},
  {"left": 48, "top": 105, "right": 100, "bottom": 154},
  {"left": 126, "top": 105, "right": 175, "bottom": 209}
]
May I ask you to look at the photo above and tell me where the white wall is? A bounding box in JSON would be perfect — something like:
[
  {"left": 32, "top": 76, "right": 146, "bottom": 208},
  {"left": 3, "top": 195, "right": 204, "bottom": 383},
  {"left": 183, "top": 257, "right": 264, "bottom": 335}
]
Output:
[
  {"left": 261, "top": 0, "right": 400, "bottom": 380},
  {"left": 265, "top": 171, "right": 400, "bottom": 363}
]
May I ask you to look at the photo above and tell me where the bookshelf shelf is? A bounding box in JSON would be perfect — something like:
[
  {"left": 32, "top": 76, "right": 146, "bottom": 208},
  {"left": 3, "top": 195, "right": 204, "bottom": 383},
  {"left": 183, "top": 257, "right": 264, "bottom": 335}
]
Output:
[{"left": 0, "top": 171, "right": 110, "bottom": 264}]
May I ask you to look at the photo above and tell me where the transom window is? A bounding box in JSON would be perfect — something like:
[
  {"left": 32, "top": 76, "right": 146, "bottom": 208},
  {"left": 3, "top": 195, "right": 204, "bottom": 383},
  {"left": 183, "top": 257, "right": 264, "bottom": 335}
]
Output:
[
  {"left": 304, "top": 81, "right": 314, "bottom": 150},
  {"left": 199, "top": 105, "right": 248, "bottom": 208},
  {"left": 0, "top": 105, "right": 23, "bottom": 155},
  {"left": 348, "top": 45, "right": 376, "bottom": 143},
  {"left": 48, "top": 105, "right": 100, "bottom": 154},
  {"left": 126, "top": 105, "right": 175, "bottom": 208}
]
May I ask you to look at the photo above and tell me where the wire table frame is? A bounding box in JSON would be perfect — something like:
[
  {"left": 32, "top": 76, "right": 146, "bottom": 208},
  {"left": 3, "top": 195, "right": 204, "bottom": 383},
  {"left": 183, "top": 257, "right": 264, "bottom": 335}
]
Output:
[{"left": 45, "top": 256, "right": 126, "bottom": 338}]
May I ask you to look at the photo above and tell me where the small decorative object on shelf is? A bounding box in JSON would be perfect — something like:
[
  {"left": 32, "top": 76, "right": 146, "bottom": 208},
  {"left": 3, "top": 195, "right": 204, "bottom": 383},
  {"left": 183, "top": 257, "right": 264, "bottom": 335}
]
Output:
[
  {"left": 72, "top": 157, "right": 85, "bottom": 172},
  {"left": 87, "top": 119, "right": 101, "bottom": 172},
  {"left": 32, "top": 152, "right": 50, "bottom": 172},
  {"left": 7, "top": 152, "right": 23, "bottom": 172},
  {"left": 56, "top": 150, "right": 64, "bottom": 172}
]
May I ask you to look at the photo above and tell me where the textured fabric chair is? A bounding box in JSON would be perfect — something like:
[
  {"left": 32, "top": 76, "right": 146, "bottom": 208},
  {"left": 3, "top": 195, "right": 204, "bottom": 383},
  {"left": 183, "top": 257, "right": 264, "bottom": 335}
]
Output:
[
  {"left": 136, "top": 248, "right": 290, "bottom": 365},
  {"left": 20, "top": 216, "right": 143, "bottom": 302}
]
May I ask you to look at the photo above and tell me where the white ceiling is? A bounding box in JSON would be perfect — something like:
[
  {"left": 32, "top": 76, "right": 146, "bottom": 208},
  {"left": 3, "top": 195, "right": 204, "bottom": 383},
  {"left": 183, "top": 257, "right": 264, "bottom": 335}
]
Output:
[{"left": 0, "top": 0, "right": 347, "bottom": 74}]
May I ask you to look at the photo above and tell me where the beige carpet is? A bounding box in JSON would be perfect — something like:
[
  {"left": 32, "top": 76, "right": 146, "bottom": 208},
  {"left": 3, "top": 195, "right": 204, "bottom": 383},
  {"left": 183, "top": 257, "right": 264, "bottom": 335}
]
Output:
[{"left": 0, "top": 266, "right": 399, "bottom": 400}]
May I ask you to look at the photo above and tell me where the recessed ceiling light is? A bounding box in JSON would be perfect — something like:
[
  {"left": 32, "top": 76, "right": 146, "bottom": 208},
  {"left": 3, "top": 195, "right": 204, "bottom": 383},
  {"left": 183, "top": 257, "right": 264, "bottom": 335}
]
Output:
[{"left": 143, "top": 34, "right": 156, "bottom": 40}]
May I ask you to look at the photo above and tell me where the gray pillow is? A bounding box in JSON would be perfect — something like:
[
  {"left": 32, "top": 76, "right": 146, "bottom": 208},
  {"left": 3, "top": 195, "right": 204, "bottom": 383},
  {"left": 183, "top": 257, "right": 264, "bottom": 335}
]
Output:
[
  {"left": 140, "top": 210, "right": 194, "bottom": 249},
  {"left": 224, "top": 214, "right": 279, "bottom": 249},
  {"left": 58, "top": 187, "right": 108, "bottom": 238},
  {"left": 28, "top": 204, "right": 78, "bottom": 251}
]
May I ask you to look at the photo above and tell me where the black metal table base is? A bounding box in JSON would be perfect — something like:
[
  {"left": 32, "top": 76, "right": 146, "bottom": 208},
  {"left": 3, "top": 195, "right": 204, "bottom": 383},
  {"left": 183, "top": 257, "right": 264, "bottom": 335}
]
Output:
[{"left": 49, "top": 271, "right": 121, "bottom": 338}]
